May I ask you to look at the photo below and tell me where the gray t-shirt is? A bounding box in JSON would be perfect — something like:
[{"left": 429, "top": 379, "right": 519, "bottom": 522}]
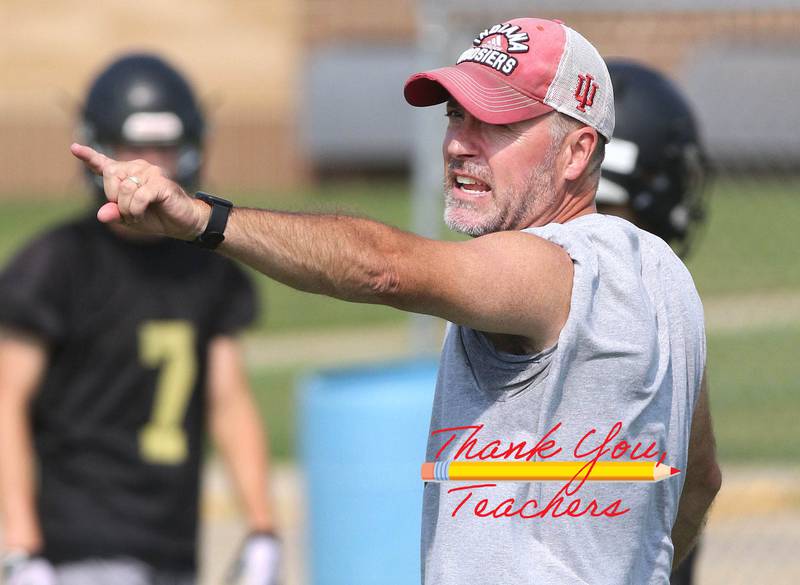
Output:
[{"left": 422, "top": 214, "right": 706, "bottom": 584}]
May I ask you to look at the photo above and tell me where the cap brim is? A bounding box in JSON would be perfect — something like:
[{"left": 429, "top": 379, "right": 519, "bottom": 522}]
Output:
[{"left": 404, "top": 62, "right": 553, "bottom": 125}]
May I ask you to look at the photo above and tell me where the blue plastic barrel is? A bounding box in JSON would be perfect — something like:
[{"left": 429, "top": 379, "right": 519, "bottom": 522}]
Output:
[{"left": 300, "top": 358, "right": 439, "bottom": 585}]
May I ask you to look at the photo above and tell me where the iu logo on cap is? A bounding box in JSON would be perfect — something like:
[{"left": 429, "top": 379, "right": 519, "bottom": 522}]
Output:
[{"left": 575, "top": 73, "right": 598, "bottom": 112}]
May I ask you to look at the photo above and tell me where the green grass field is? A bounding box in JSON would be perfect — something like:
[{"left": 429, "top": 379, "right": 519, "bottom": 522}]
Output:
[
  {"left": 707, "top": 324, "right": 800, "bottom": 462},
  {"left": 1, "top": 179, "right": 798, "bottom": 463}
]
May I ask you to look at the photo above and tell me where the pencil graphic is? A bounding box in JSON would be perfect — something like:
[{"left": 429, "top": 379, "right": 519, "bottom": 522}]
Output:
[{"left": 421, "top": 461, "right": 680, "bottom": 482}]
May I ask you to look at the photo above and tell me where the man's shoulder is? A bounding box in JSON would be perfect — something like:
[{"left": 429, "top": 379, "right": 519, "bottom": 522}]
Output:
[
  {"left": 531, "top": 213, "right": 703, "bottom": 313},
  {"left": 521, "top": 213, "right": 616, "bottom": 268},
  {"left": 555, "top": 213, "right": 685, "bottom": 264},
  {"left": 594, "top": 216, "right": 704, "bottom": 325},
  {"left": 560, "top": 212, "right": 651, "bottom": 246}
]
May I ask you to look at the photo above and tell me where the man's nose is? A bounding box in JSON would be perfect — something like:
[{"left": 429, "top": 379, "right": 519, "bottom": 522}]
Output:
[{"left": 445, "top": 125, "right": 480, "bottom": 159}]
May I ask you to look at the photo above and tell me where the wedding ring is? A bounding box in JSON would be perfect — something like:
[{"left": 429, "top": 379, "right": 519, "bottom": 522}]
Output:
[{"left": 126, "top": 175, "right": 142, "bottom": 186}]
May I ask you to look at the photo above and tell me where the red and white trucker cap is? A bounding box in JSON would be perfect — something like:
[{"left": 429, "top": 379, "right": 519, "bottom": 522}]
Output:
[{"left": 404, "top": 18, "right": 614, "bottom": 141}]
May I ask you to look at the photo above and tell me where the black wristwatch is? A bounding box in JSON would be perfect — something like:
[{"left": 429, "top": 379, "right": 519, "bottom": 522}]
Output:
[{"left": 192, "top": 192, "right": 233, "bottom": 249}]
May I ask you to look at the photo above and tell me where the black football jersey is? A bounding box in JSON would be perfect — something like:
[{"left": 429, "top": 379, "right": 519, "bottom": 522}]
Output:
[{"left": 0, "top": 215, "right": 257, "bottom": 571}]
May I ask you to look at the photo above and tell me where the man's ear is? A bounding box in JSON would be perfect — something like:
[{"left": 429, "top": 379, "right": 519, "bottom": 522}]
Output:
[{"left": 562, "top": 127, "right": 598, "bottom": 181}]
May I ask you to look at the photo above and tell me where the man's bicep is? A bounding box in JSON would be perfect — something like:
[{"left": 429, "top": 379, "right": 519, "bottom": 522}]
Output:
[{"left": 394, "top": 231, "right": 573, "bottom": 343}]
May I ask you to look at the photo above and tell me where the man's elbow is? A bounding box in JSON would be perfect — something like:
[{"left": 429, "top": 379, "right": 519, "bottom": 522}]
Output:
[
  {"left": 351, "top": 252, "right": 405, "bottom": 305},
  {"left": 367, "top": 265, "right": 401, "bottom": 299}
]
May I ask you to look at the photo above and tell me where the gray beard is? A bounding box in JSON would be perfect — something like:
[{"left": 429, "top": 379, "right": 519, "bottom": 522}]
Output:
[{"left": 443, "top": 162, "right": 557, "bottom": 237}]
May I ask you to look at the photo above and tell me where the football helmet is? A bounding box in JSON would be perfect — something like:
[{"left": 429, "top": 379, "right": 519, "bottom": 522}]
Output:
[
  {"left": 597, "top": 59, "right": 711, "bottom": 258},
  {"left": 80, "top": 53, "right": 205, "bottom": 190}
]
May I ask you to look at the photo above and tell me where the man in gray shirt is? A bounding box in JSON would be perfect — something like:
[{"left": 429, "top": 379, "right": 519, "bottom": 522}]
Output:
[{"left": 69, "top": 16, "right": 721, "bottom": 585}]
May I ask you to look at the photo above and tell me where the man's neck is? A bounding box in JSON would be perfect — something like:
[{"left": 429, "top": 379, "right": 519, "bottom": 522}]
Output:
[{"left": 528, "top": 190, "right": 597, "bottom": 228}]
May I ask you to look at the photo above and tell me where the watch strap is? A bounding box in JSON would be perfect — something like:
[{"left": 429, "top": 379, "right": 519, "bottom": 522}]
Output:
[{"left": 192, "top": 192, "right": 233, "bottom": 249}]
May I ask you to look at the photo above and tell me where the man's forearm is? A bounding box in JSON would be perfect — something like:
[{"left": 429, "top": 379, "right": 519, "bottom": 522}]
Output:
[
  {"left": 671, "top": 374, "right": 721, "bottom": 568},
  {"left": 219, "top": 207, "right": 416, "bottom": 305},
  {"left": 670, "top": 465, "right": 721, "bottom": 567}
]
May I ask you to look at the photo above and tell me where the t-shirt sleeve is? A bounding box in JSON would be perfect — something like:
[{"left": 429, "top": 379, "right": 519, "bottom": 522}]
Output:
[
  {"left": 522, "top": 222, "right": 600, "bottom": 347},
  {"left": 210, "top": 260, "right": 259, "bottom": 336},
  {"left": 0, "top": 230, "right": 73, "bottom": 342}
]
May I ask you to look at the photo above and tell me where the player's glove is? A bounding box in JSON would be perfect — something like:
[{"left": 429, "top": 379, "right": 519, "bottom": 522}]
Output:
[
  {"left": 225, "top": 531, "right": 281, "bottom": 585},
  {"left": 1, "top": 551, "right": 57, "bottom": 585}
]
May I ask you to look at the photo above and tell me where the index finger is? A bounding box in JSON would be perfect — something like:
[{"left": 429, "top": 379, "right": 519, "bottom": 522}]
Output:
[{"left": 69, "top": 143, "right": 116, "bottom": 175}]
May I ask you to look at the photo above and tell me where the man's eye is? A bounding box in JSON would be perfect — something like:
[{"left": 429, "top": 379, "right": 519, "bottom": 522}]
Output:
[{"left": 445, "top": 110, "right": 463, "bottom": 119}]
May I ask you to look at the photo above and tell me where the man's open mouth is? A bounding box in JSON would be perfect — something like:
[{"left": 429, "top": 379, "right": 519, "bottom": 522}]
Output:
[{"left": 454, "top": 175, "right": 492, "bottom": 194}]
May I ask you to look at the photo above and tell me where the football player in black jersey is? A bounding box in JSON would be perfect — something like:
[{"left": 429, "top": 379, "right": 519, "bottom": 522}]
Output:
[
  {"left": 596, "top": 59, "right": 713, "bottom": 585},
  {"left": 0, "top": 54, "right": 280, "bottom": 585}
]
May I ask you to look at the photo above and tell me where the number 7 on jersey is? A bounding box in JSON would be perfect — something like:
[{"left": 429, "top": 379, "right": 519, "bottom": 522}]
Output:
[{"left": 138, "top": 321, "right": 198, "bottom": 465}]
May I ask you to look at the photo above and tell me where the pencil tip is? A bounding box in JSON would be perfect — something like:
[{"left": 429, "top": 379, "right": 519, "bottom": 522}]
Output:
[{"left": 671, "top": 466, "right": 681, "bottom": 476}]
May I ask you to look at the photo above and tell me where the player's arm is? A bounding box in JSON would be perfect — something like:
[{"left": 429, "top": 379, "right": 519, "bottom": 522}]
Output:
[
  {"left": 0, "top": 329, "right": 48, "bottom": 553},
  {"left": 671, "top": 371, "right": 722, "bottom": 567},
  {"left": 206, "top": 335, "right": 276, "bottom": 534},
  {"left": 207, "top": 336, "right": 281, "bottom": 584},
  {"left": 70, "top": 143, "right": 574, "bottom": 348}
]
